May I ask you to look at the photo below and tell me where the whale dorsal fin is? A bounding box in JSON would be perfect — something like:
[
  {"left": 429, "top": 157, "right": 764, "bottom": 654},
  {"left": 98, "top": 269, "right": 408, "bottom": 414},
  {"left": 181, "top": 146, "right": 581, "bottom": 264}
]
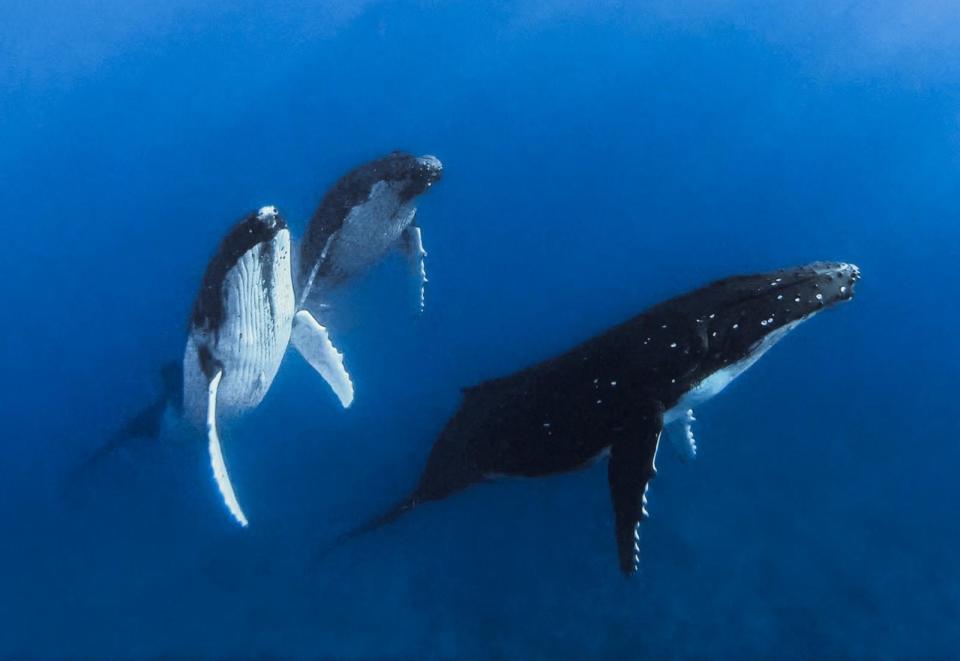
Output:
[
  {"left": 205, "top": 366, "right": 249, "bottom": 527},
  {"left": 291, "top": 310, "right": 354, "bottom": 408},
  {"left": 608, "top": 400, "right": 663, "bottom": 575}
]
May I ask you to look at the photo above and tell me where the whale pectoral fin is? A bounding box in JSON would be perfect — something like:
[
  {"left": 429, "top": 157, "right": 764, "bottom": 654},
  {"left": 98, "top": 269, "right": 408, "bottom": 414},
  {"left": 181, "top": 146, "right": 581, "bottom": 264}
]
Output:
[
  {"left": 607, "top": 401, "right": 664, "bottom": 576},
  {"left": 400, "top": 223, "right": 427, "bottom": 313},
  {"left": 666, "top": 409, "right": 697, "bottom": 462},
  {"left": 205, "top": 367, "right": 249, "bottom": 528},
  {"left": 291, "top": 309, "right": 354, "bottom": 408}
]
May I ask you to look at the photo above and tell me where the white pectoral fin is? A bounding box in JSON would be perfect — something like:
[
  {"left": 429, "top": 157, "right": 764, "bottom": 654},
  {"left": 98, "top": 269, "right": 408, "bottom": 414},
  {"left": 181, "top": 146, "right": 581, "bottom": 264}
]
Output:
[
  {"left": 401, "top": 224, "right": 428, "bottom": 312},
  {"left": 206, "top": 369, "right": 249, "bottom": 527},
  {"left": 291, "top": 310, "right": 354, "bottom": 408},
  {"left": 667, "top": 409, "right": 698, "bottom": 462}
]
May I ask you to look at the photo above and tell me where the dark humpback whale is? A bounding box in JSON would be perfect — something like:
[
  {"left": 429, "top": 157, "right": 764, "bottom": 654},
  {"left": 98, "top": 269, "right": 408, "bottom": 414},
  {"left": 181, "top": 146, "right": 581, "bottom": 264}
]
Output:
[
  {"left": 331, "top": 261, "right": 861, "bottom": 574},
  {"left": 291, "top": 151, "right": 443, "bottom": 405}
]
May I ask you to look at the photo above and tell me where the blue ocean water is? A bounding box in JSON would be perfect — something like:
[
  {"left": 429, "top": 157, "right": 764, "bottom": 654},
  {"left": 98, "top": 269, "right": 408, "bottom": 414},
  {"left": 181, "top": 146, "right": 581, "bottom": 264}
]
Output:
[{"left": 2, "top": 1, "right": 959, "bottom": 658}]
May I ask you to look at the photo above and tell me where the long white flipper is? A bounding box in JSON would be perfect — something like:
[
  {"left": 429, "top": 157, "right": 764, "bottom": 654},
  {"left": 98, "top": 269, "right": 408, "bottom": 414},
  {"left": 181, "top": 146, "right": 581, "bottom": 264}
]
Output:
[
  {"left": 291, "top": 310, "right": 354, "bottom": 408},
  {"left": 401, "top": 224, "right": 428, "bottom": 313},
  {"left": 206, "top": 369, "right": 249, "bottom": 527},
  {"left": 666, "top": 409, "right": 698, "bottom": 462}
]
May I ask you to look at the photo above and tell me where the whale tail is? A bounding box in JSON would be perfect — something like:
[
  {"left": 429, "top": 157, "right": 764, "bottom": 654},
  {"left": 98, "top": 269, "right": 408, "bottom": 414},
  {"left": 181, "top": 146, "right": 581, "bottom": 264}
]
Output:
[
  {"left": 65, "top": 361, "right": 182, "bottom": 485},
  {"left": 314, "top": 494, "right": 419, "bottom": 563},
  {"left": 315, "top": 404, "right": 487, "bottom": 564}
]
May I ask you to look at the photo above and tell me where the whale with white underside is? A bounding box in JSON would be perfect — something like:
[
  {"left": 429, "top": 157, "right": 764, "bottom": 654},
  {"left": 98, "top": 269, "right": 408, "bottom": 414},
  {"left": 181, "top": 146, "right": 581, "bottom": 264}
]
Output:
[
  {"left": 291, "top": 151, "right": 443, "bottom": 407},
  {"left": 181, "top": 206, "right": 296, "bottom": 527},
  {"left": 326, "top": 261, "right": 861, "bottom": 574}
]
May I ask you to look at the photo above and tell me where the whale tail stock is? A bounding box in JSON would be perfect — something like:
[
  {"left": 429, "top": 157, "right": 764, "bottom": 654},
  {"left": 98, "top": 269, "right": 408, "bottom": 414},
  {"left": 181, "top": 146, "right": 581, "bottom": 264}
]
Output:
[
  {"left": 313, "top": 493, "right": 419, "bottom": 564},
  {"left": 64, "top": 361, "right": 182, "bottom": 488},
  {"left": 314, "top": 394, "right": 488, "bottom": 564}
]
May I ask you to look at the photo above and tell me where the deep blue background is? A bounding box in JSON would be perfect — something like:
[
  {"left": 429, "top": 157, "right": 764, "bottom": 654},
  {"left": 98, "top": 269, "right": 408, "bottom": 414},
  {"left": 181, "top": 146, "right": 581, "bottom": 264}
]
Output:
[{"left": 2, "top": 1, "right": 959, "bottom": 658}]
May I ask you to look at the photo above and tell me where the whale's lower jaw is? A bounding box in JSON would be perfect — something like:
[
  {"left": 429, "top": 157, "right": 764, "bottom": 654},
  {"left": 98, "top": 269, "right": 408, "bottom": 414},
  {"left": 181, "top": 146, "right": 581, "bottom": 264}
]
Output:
[{"left": 665, "top": 317, "right": 806, "bottom": 425}]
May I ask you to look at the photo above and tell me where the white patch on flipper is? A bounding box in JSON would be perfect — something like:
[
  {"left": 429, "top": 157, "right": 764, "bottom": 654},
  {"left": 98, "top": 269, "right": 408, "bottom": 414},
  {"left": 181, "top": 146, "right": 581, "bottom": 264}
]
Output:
[
  {"left": 206, "top": 369, "right": 249, "bottom": 528},
  {"left": 666, "top": 409, "right": 698, "bottom": 461},
  {"left": 291, "top": 310, "right": 354, "bottom": 408},
  {"left": 402, "top": 225, "right": 428, "bottom": 312}
]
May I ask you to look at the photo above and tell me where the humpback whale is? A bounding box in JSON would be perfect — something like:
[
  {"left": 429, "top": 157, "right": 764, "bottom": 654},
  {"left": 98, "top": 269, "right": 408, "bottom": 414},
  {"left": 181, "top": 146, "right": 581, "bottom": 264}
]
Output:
[
  {"left": 297, "top": 151, "right": 442, "bottom": 307},
  {"left": 331, "top": 261, "right": 861, "bottom": 574},
  {"left": 74, "top": 151, "right": 442, "bottom": 482},
  {"left": 181, "top": 206, "right": 296, "bottom": 526},
  {"left": 291, "top": 152, "right": 443, "bottom": 405}
]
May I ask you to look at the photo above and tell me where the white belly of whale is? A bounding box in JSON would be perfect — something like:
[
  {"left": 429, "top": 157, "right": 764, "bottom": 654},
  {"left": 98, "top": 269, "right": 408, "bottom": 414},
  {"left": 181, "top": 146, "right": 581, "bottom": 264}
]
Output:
[
  {"left": 323, "top": 181, "right": 416, "bottom": 282},
  {"left": 664, "top": 318, "right": 804, "bottom": 425},
  {"left": 183, "top": 230, "right": 294, "bottom": 427}
]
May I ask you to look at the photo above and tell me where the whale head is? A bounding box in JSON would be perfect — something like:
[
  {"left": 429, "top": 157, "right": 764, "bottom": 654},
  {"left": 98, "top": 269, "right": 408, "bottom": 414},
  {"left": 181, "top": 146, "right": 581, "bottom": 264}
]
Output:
[
  {"left": 685, "top": 261, "right": 860, "bottom": 375},
  {"left": 393, "top": 152, "right": 443, "bottom": 201},
  {"left": 255, "top": 205, "right": 284, "bottom": 230},
  {"left": 190, "top": 207, "right": 289, "bottom": 332}
]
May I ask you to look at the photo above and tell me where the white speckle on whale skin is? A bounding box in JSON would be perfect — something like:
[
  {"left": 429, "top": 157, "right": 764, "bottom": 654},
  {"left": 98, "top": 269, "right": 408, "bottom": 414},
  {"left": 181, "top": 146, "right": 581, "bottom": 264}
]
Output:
[
  {"left": 712, "top": 331, "right": 717, "bottom": 337},
  {"left": 709, "top": 313, "right": 715, "bottom": 319},
  {"left": 841, "top": 286, "right": 847, "bottom": 293},
  {"left": 610, "top": 381, "right": 617, "bottom": 386},
  {"left": 661, "top": 324, "right": 668, "bottom": 329},
  {"left": 795, "top": 297, "right": 801, "bottom": 303},
  {"left": 543, "top": 422, "right": 551, "bottom": 428},
  {"left": 761, "top": 320, "right": 768, "bottom": 327},
  {"left": 777, "top": 294, "right": 783, "bottom": 300},
  {"left": 670, "top": 342, "right": 677, "bottom": 348},
  {"left": 816, "top": 293, "right": 824, "bottom": 301},
  {"left": 596, "top": 399, "right": 602, "bottom": 405},
  {"left": 733, "top": 323, "right": 739, "bottom": 329}
]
